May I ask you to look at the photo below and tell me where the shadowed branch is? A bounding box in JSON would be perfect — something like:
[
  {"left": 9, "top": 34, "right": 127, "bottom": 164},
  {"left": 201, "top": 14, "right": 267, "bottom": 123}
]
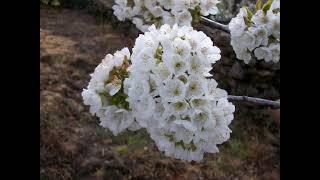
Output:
[{"left": 228, "top": 95, "right": 280, "bottom": 108}]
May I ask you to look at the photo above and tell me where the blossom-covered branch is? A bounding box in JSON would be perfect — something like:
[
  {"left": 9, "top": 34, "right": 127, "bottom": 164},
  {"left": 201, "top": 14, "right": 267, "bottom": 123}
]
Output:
[
  {"left": 200, "top": 0, "right": 280, "bottom": 65},
  {"left": 83, "top": 24, "right": 236, "bottom": 162},
  {"left": 228, "top": 95, "right": 280, "bottom": 109},
  {"left": 200, "top": 16, "right": 230, "bottom": 33},
  {"left": 82, "top": 0, "right": 280, "bottom": 163},
  {"left": 112, "top": 0, "right": 220, "bottom": 32}
]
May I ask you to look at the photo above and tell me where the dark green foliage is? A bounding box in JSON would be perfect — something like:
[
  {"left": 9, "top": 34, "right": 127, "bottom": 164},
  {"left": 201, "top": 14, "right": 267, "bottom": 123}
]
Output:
[
  {"left": 40, "top": 0, "right": 61, "bottom": 7},
  {"left": 40, "top": 0, "right": 90, "bottom": 9},
  {"left": 63, "top": 0, "right": 90, "bottom": 9}
]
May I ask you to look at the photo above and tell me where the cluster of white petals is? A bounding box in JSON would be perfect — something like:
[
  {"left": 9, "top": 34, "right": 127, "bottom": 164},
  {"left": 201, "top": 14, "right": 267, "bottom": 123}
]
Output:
[
  {"left": 124, "top": 24, "right": 235, "bottom": 161},
  {"left": 82, "top": 0, "right": 282, "bottom": 162},
  {"left": 229, "top": 0, "right": 280, "bottom": 64},
  {"left": 112, "top": 0, "right": 220, "bottom": 32},
  {"left": 82, "top": 48, "right": 140, "bottom": 135}
]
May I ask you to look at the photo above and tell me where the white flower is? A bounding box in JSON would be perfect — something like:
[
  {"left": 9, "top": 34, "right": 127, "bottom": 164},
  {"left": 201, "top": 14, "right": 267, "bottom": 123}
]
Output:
[
  {"left": 252, "top": 10, "right": 269, "bottom": 27},
  {"left": 192, "top": 109, "right": 215, "bottom": 128},
  {"left": 187, "top": 75, "right": 207, "bottom": 98},
  {"left": 206, "top": 79, "right": 228, "bottom": 100},
  {"left": 232, "top": 44, "right": 252, "bottom": 64},
  {"left": 125, "top": 24, "right": 234, "bottom": 162},
  {"left": 162, "top": 11, "right": 176, "bottom": 26},
  {"left": 112, "top": 0, "right": 135, "bottom": 21},
  {"left": 174, "top": 10, "right": 193, "bottom": 27},
  {"left": 171, "top": 120, "right": 197, "bottom": 143},
  {"left": 164, "top": 54, "right": 189, "bottom": 75},
  {"left": 254, "top": 46, "right": 272, "bottom": 62},
  {"left": 173, "top": 37, "right": 192, "bottom": 57},
  {"left": 130, "top": 95, "right": 156, "bottom": 128},
  {"left": 170, "top": 101, "right": 189, "bottom": 115},
  {"left": 187, "top": 30, "right": 204, "bottom": 50},
  {"left": 82, "top": 47, "right": 140, "bottom": 135},
  {"left": 82, "top": 89, "right": 102, "bottom": 115},
  {"left": 132, "top": 17, "right": 149, "bottom": 32},
  {"left": 230, "top": 1, "right": 280, "bottom": 63},
  {"left": 172, "top": 0, "right": 192, "bottom": 12},
  {"left": 113, "top": 0, "right": 220, "bottom": 32},
  {"left": 238, "top": 6, "right": 248, "bottom": 17},
  {"left": 150, "top": 6, "right": 164, "bottom": 18},
  {"left": 132, "top": 47, "right": 157, "bottom": 72},
  {"left": 269, "top": 43, "right": 280, "bottom": 63},
  {"left": 152, "top": 62, "right": 172, "bottom": 82},
  {"left": 249, "top": 26, "right": 269, "bottom": 47},
  {"left": 125, "top": 78, "right": 150, "bottom": 100},
  {"left": 100, "top": 106, "right": 134, "bottom": 135},
  {"left": 237, "top": 31, "right": 257, "bottom": 51},
  {"left": 190, "top": 98, "right": 209, "bottom": 111},
  {"left": 200, "top": 0, "right": 220, "bottom": 16},
  {"left": 160, "top": 78, "right": 187, "bottom": 102},
  {"left": 229, "top": 13, "right": 247, "bottom": 37},
  {"left": 216, "top": 98, "right": 235, "bottom": 125},
  {"left": 197, "top": 39, "right": 221, "bottom": 63},
  {"left": 127, "top": 121, "right": 142, "bottom": 131},
  {"left": 113, "top": 47, "right": 130, "bottom": 67},
  {"left": 269, "top": 0, "right": 280, "bottom": 11},
  {"left": 158, "top": 0, "right": 174, "bottom": 10},
  {"left": 188, "top": 55, "right": 210, "bottom": 76},
  {"left": 267, "top": 12, "right": 280, "bottom": 39},
  {"left": 87, "top": 55, "right": 114, "bottom": 93}
]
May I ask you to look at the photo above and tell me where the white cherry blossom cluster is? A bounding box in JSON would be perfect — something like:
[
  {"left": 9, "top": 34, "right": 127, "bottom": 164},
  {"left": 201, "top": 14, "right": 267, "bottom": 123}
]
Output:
[
  {"left": 82, "top": 48, "right": 140, "bottom": 136},
  {"left": 112, "top": 0, "right": 221, "bottom": 32},
  {"left": 124, "top": 24, "right": 235, "bottom": 161},
  {"left": 229, "top": 0, "right": 280, "bottom": 64}
]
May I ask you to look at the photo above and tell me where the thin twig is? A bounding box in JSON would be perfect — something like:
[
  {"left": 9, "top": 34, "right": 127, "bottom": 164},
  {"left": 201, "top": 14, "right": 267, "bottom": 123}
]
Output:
[
  {"left": 228, "top": 95, "right": 280, "bottom": 109},
  {"left": 200, "top": 16, "right": 230, "bottom": 33}
]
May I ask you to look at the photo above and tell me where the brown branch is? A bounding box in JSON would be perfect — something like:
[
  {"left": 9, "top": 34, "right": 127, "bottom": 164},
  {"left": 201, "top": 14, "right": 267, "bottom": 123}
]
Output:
[
  {"left": 228, "top": 95, "right": 280, "bottom": 109},
  {"left": 200, "top": 16, "right": 230, "bottom": 33}
]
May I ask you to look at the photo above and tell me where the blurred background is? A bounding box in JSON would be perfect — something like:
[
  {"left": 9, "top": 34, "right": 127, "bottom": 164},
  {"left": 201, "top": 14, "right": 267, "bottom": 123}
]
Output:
[{"left": 40, "top": 0, "right": 280, "bottom": 179}]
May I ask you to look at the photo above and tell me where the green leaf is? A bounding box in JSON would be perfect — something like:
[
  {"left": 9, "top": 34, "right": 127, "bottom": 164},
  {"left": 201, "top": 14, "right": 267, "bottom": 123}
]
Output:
[
  {"left": 115, "top": 145, "right": 128, "bottom": 155},
  {"left": 190, "top": 5, "right": 201, "bottom": 26},
  {"left": 243, "top": 16, "right": 251, "bottom": 26},
  {"left": 272, "top": 8, "right": 280, "bottom": 14},
  {"left": 255, "top": 0, "right": 262, "bottom": 10},
  {"left": 244, "top": 6, "right": 253, "bottom": 20},
  {"left": 51, "top": 0, "right": 60, "bottom": 6},
  {"left": 262, "top": 0, "right": 273, "bottom": 13}
]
